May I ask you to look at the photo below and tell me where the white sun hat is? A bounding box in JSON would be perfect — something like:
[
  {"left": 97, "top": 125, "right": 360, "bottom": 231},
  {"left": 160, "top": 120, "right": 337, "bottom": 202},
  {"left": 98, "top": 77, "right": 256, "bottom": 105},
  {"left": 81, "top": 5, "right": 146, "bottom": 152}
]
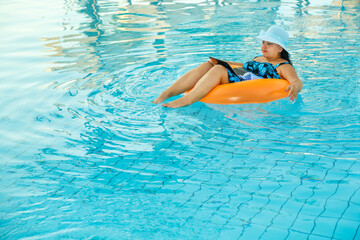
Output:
[{"left": 255, "top": 25, "right": 289, "bottom": 52}]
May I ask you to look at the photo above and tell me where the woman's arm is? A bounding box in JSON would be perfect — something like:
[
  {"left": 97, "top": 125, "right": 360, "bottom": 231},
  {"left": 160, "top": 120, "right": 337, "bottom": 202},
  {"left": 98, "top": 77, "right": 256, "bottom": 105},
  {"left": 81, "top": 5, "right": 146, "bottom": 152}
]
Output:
[{"left": 278, "top": 64, "right": 303, "bottom": 101}]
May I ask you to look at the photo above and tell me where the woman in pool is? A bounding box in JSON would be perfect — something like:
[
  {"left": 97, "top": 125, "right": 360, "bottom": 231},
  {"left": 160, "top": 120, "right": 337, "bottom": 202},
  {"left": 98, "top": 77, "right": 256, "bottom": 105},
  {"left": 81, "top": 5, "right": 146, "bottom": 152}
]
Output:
[{"left": 152, "top": 25, "right": 303, "bottom": 108}]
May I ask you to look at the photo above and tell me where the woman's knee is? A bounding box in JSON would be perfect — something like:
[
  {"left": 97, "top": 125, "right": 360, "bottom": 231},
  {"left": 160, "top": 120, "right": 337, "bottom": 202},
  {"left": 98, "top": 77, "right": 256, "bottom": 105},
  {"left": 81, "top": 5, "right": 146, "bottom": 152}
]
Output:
[
  {"left": 211, "top": 65, "right": 227, "bottom": 75},
  {"left": 198, "top": 61, "right": 213, "bottom": 70},
  {"left": 210, "top": 65, "right": 229, "bottom": 83},
  {"left": 192, "top": 61, "right": 213, "bottom": 75}
]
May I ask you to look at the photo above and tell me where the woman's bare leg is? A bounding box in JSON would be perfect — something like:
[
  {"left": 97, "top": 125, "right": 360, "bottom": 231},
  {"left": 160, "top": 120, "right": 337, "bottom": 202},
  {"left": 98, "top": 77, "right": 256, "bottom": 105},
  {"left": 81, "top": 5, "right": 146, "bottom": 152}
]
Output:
[
  {"left": 152, "top": 62, "right": 214, "bottom": 104},
  {"left": 162, "top": 65, "right": 229, "bottom": 108}
]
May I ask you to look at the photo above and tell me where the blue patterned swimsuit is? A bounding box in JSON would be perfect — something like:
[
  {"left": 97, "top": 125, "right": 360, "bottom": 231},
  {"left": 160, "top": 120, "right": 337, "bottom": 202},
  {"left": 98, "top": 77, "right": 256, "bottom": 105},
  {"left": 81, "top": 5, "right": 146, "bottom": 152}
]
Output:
[{"left": 228, "top": 59, "right": 290, "bottom": 83}]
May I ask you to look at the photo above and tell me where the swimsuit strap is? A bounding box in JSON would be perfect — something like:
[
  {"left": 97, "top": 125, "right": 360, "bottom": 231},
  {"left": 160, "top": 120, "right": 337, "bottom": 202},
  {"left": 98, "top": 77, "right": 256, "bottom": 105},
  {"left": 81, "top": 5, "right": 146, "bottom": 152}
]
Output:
[
  {"left": 274, "top": 62, "right": 290, "bottom": 68},
  {"left": 252, "top": 55, "right": 262, "bottom": 60}
]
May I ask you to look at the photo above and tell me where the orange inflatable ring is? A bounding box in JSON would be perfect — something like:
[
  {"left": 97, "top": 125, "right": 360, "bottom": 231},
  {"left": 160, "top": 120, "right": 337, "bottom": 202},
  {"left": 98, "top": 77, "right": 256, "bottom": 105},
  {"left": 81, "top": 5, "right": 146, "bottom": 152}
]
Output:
[{"left": 192, "top": 78, "right": 290, "bottom": 105}]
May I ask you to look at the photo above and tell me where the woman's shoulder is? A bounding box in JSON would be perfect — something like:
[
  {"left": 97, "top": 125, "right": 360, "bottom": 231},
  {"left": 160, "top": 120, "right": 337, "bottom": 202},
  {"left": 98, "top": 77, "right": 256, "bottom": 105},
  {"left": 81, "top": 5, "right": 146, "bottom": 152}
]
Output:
[{"left": 272, "top": 57, "right": 289, "bottom": 65}]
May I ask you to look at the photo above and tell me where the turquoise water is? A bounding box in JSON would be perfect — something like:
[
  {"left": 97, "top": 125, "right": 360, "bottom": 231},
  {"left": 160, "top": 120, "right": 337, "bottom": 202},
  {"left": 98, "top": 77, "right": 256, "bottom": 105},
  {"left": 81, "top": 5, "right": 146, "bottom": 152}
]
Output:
[{"left": 1, "top": 0, "right": 359, "bottom": 239}]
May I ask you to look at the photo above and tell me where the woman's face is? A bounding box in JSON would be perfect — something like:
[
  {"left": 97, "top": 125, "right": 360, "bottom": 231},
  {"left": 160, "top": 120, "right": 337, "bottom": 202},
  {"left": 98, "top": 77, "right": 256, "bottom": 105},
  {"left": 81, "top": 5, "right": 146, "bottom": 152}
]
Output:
[{"left": 261, "top": 41, "right": 283, "bottom": 58}]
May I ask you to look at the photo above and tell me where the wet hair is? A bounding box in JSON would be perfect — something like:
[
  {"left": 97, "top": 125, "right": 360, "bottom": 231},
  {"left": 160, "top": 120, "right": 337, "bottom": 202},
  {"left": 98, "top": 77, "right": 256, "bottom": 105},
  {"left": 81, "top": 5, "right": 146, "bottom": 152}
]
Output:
[{"left": 281, "top": 50, "right": 293, "bottom": 66}]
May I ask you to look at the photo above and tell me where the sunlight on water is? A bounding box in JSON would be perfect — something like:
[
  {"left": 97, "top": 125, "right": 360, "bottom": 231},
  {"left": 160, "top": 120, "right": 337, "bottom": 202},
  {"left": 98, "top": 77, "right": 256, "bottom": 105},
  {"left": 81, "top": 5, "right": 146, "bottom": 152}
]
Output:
[{"left": 0, "top": 0, "right": 359, "bottom": 239}]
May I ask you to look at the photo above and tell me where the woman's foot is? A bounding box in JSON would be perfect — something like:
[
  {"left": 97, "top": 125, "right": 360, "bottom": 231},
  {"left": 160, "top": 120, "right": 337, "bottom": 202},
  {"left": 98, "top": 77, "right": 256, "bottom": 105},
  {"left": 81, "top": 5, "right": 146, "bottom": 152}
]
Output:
[
  {"left": 162, "top": 96, "right": 192, "bottom": 108},
  {"left": 152, "top": 92, "right": 171, "bottom": 104}
]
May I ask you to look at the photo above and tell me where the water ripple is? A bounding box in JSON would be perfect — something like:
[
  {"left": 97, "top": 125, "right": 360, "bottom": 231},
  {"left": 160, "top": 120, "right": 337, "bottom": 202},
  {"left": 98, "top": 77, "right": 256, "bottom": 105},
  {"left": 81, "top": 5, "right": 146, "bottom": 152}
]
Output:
[{"left": 1, "top": 0, "right": 360, "bottom": 239}]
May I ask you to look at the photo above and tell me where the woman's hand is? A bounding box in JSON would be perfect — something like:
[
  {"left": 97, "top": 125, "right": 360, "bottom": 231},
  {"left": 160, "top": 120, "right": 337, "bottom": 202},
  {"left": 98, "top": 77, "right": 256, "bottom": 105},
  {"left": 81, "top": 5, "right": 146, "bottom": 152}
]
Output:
[{"left": 285, "top": 80, "right": 303, "bottom": 101}]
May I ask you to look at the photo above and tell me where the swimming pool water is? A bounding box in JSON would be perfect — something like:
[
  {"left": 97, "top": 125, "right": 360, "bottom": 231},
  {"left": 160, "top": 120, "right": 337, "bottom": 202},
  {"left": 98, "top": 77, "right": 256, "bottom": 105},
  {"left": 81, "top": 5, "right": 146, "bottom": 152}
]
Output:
[{"left": 1, "top": 0, "right": 359, "bottom": 239}]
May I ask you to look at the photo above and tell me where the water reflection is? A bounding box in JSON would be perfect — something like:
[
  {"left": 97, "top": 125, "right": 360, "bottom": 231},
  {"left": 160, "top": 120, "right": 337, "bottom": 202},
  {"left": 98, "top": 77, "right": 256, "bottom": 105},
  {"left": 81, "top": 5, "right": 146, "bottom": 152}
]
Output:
[{"left": 40, "top": 0, "right": 284, "bottom": 90}]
